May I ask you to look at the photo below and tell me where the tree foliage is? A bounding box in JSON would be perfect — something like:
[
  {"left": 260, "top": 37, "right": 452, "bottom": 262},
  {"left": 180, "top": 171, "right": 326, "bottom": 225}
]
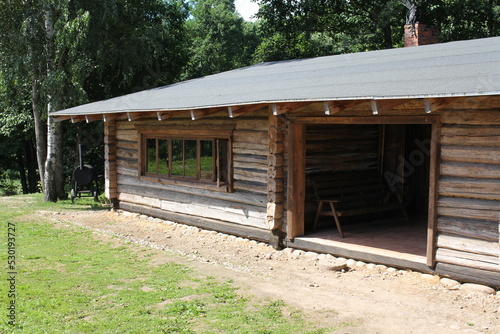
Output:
[{"left": 182, "top": 0, "right": 259, "bottom": 79}]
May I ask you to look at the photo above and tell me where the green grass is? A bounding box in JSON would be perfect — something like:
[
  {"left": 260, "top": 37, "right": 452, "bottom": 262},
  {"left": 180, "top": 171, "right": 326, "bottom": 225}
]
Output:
[{"left": 0, "top": 194, "right": 332, "bottom": 333}]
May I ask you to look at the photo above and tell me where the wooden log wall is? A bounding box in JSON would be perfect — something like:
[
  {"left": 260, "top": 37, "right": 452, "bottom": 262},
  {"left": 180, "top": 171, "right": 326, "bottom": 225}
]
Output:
[
  {"left": 113, "top": 111, "right": 270, "bottom": 231},
  {"left": 267, "top": 115, "right": 286, "bottom": 248},
  {"left": 435, "top": 106, "right": 500, "bottom": 285}
]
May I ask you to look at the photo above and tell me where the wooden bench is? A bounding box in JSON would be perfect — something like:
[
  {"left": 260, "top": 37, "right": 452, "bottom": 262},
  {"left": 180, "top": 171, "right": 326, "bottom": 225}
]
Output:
[{"left": 311, "top": 171, "right": 409, "bottom": 238}]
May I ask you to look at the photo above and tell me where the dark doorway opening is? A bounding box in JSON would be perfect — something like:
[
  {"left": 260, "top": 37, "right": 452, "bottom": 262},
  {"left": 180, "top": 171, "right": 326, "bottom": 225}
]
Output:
[{"left": 302, "top": 123, "right": 432, "bottom": 257}]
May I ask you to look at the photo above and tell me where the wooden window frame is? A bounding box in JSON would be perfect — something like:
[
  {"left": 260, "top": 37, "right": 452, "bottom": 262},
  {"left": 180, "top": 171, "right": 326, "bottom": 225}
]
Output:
[{"left": 137, "top": 128, "right": 233, "bottom": 192}]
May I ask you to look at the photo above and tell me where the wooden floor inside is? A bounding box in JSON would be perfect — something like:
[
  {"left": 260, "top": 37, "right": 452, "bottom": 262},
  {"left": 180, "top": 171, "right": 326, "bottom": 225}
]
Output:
[{"left": 289, "top": 216, "right": 432, "bottom": 273}]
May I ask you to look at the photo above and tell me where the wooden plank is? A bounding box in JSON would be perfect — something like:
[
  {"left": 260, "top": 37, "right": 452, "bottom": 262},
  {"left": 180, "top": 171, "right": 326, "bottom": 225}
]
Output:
[
  {"left": 116, "top": 158, "right": 137, "bottom": 169},
  {"left": 118, "top": 202, "right": 270, "bottom": 242},
  {"left": 293, "top": 115, "right": 439, "bottom": 125},
  {"left": 190, "top": 108, "right": 224, "bottom": 120},
  {"left": 116, "top": 147, "right": 138, "bottom": 160},
  {"left": 116, "top": 140, "right": 138, "bottom": 150},
  {"left": 436, "top": 248, "right": 499, "bottom": 272},
  {"left": 441, "top": 146, "right": 500, "bottom": 164},
  {"left": 437, "top": 233, "right": 499, "bottom": 257},
  {"left": 233, "top": 180, "right": 267, "bottom": 194},
  {"left": 117, "top": 186, "right": 266, "bottom": 219},
  {"left": 441, "top": 125, "right": 500, "bottom": 146},
  {"left": 272, "top": 102, "right": 312, "bottom": 115},
  {"left": 118, "top": 193, "right": 267, "bottom": 228},
  {"left": 233, "top": 131, "right": 268, "bottom": 145},
  {"left": 286, "top": 122, "right": 306, "bottom": 239},
  {"left": 435, "top": 262, "right": 500, "bottom": 288},
  {"left": 438, "top": 177, "right": 500, "bottom": 201},
  {"left": 324, "top": 100, "right": 367, "bottom": 115},
  {"left": 370, "top": 99, "right": 413, "bottom": 114},
  {"left": 117, "top": 165, "right": 139, "bottom": 177},
  {"left": 234, "top": 154, "right": 268, "bottom": 166},
  {"left": 442, "top": 110, "right": 500, "bottom": 125},
  {"left": 235, "top": 119, "right": 269, "bottom": 131},
  {"left": 440, "top": 161, "right": 500, "bottom": 179},
  {"left": 437, "top": 216, "right": 498, "bottom": 242},
  {"left": 157, "top": 110, "right": 189, "bottom": 120},
  {"left": 438, "top": 197, "right": 500, "bottom": 221},
  {"left": 426, "top": 121, "right": 441, "bottom": 267},
  {"left": 117, "top": 174, "right": 266, "bottom": 207},
  {"left": 228, "top": 104, "right": 268, "bottom": 118},
  {"left": 116, "top": 129, "right": 138, "bottom": 142}
]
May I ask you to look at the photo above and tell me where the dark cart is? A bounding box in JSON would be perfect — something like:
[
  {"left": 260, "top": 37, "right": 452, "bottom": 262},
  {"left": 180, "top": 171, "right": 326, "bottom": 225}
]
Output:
[{"left": 70, "top": 145, "right": 100, "bottom": 203}]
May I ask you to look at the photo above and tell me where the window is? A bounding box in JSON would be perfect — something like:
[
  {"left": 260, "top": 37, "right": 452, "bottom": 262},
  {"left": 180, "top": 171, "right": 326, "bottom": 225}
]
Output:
[{"left": 139, "top": 129, "right": 232, "bottom": 191}]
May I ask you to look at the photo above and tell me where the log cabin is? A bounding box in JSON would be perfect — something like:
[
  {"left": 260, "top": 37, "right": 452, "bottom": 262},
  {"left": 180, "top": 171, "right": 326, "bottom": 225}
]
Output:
[{"left": 51, "top": 33, "right": 500, "bottom": 287}]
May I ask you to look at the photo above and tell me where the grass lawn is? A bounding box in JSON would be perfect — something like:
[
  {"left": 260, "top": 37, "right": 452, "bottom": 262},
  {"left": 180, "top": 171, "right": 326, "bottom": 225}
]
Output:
[{"left": 0, "top": 194, "right": 330, "bottom": 333}]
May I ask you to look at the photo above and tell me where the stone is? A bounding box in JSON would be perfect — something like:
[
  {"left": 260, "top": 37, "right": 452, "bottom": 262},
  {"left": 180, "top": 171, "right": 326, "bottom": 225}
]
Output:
[
  {"left": 460, "top": 283, "right": 496, "bottom": 295},
  {"left": 376, "top": 264, "right": 388, "bottom": 271},
  {"left": 355, "top": 261, "right": 366, "bottom": 268},
  {"left": 366, "top": 263, "right": 377, "bottom": 271},
  {"left": 346, "top": 259, "right": 356, "bottom": 267},
  {"left": 387, "top": 267, "right": 397, "bottom": 273},
  {"left": 318, "top": 260, "right": 348, "bottom": 272},
  {"left": 304, "top": 251, "right": 319, "bottom": 259},
  {"left": 421, "top": 273, "right": 436, "bottom": 280},
  {"left": 440, "top": 278, "right": 461, "bottom": 290},
  {"left": 282, "top": 247, "right": 294, "bottom": 254},
  {"left": 317, "top": 254, "right": 327, "bottom": 260}
]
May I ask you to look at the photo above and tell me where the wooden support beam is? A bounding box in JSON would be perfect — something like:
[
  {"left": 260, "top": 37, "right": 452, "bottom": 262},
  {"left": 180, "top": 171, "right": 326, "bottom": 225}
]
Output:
[
  {"left": 423, "top": 97, "right": 462, "bottom": 113},
  {"left": 126, "top": 112, "right": 145, "bottom": 122},
  {"left": 190, "top": 108, "right": 223, "bottom": 120},
  {"left": 271, "top": 102, "right": 312, "bottom": 115},
  {"left": 103, "top": 114, "right": 119, "bottom": 122},
  {"left": 370, "top": 99, "right": 412, "bottom": 115},
  {"left": 70, "top": 115, "right": 86, "bottom": 123},
  {"left": 157, "top": 110, "right": 189, "bottom": 120},
  {"left": 228, "top": 107, "right": 234, "bottom": 118},
  {"left": 230, "top": 104, "right": 267, "bottom": 117},
  {"left": 85, "top": 114, "right": 104, "bottom": 123},
  {"left": 324, "top": 100, "right": 368, "bottom": 115}
]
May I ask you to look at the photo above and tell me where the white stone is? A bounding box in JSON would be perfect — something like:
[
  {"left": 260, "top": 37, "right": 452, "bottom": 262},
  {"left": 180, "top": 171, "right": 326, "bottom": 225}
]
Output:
[
  {"left": 460, "top": 283, "right": 496, "bottom": 295},
  {"left": 366, "top": 263, "right": 377, "bottom": 270},
  {"left": 346, "top": 259, "right": 356, "bottom": 267},
  {"left": 356, "top": 261, "right": 366, "bottom": 268},
  {"left": 304, "top": 251, "right": 319, "bottom": 259},
  {"left": 440, "top": 278, "right": 461, "bottom": 289},
  {"left": 376, "top": 264, "right": 388, "bottom": 271},
  {"left": 387, "top": 267, "right": 397, "bottom": 273}
]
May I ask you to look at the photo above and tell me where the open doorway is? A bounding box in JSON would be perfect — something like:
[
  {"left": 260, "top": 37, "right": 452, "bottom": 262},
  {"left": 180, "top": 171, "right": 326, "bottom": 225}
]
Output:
[{"left": 302, "top": 123, "right": 432, "bottom": 257}]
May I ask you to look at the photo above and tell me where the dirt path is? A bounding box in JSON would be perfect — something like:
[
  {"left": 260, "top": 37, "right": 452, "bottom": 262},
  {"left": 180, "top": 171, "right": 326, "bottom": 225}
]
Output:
[{"left": 39, "top": 207, "right": 499, "bottom": 333}]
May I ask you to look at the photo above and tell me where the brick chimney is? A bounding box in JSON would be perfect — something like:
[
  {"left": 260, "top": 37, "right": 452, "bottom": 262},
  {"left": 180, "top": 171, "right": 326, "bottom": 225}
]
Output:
[{"left": 404, "top": 23, "right": 439, "bottom": 47}]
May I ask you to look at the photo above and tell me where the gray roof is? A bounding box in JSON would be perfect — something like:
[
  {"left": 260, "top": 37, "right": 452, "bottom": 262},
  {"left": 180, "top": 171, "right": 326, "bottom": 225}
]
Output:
[{"left": 52, "top": 36, "right": 500, "bottom": 117}]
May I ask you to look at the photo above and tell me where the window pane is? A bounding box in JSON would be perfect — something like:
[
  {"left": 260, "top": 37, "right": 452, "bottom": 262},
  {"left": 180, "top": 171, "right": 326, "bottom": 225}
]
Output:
[
  {"left": 158, "top": 139, "right": 169, "bottom": 175},
  {"left": 200, "top": 140, "right": 213, "bottom": 180},
  {"left": 146, "top": 138, "right": 156, "bottom": 173},
  {"left": 184, "top": 140, "right": 197, "bottom": 178},
  {"left": 171, "top": 139, "right": 184, "bottom": 176}
]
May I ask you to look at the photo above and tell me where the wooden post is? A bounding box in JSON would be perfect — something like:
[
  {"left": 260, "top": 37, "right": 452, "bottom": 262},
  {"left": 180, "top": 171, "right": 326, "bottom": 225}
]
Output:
[
  {"left": 426, "top": 120, "right": 442, "bottom": 267},
  {"left": 286, "top": 121, "right": 306, "bottom": 240},
  {"left": 104, "top": 119, "right": 118, "bottom": 204},
  {"left": 268, "top": 115, "right": 286, "bottom": 249}
]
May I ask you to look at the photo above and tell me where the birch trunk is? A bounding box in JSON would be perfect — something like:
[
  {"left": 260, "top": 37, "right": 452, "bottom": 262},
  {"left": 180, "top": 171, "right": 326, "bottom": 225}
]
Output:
[{"left": 43, "top": 3, "right": 64, "bottom": 201}]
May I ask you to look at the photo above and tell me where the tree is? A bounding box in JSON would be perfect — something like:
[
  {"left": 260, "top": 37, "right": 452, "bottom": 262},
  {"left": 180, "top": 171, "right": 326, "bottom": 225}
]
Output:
[
  {"left": 254, "top": 0, "right": 499, "bottom": 61},
  {"left": 182, "top": 0, "right": 259, "bottom": 79},
  {"left": 0, "top": 0, "right": 190, "bottom": 201}
]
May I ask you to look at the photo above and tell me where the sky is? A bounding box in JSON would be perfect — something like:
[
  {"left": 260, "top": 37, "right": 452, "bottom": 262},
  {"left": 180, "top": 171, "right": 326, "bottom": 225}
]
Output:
[{"left": 234, "top": 0, "right": 260, "bottom": 21}]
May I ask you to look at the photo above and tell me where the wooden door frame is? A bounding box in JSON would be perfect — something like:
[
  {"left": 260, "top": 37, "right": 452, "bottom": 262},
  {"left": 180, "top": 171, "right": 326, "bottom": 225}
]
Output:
[{"left": 286, "top": 115, "right": 441, "bottom": 267}]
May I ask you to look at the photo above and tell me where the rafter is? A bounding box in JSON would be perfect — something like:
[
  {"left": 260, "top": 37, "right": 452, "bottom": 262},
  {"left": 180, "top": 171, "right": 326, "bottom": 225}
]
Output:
[
  {"left": 324, "top": 100, "right": 368, "bottom": 115},
  {"left": 370, "top": 99, "right": 412, "bottom": 115}
]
